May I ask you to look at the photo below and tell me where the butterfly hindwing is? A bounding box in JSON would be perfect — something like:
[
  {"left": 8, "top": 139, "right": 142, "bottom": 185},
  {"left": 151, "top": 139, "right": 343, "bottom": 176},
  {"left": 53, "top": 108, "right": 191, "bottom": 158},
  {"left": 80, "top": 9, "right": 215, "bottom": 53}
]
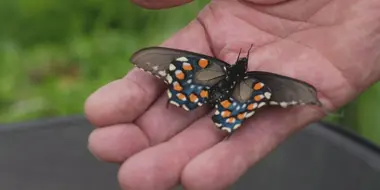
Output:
[
  {"left": 167, "top": 55, "right": 230, "bottom": 110},
  {"left": 130, "top": 47, "right": 230, "bottom": 111},
  {"left": 247, "top": 71, "right": 321, "bottom": 107},
  {"left": 212, "top": 76, "right": 271, "bottom": 133}
]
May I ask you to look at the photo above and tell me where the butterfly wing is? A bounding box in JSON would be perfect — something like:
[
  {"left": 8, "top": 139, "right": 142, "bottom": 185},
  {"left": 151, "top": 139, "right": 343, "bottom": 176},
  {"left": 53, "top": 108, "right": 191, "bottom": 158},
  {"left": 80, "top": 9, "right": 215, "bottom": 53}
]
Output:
[
  {"left": 247, "top": 71, "right": 321, "bottom": 107},
  {"left": 212, "top": 76, "right": 272, "bottom": 133},
  {"left": 130, "top": 47, "right": 230, "bottom": 111}
]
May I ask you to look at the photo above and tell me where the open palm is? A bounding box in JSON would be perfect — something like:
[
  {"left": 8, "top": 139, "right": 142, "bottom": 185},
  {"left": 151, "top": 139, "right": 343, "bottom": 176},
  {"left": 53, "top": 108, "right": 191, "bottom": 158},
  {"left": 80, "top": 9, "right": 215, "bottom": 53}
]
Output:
[{"left": 85, "top": 0, "right": 380, "bottom": 189}]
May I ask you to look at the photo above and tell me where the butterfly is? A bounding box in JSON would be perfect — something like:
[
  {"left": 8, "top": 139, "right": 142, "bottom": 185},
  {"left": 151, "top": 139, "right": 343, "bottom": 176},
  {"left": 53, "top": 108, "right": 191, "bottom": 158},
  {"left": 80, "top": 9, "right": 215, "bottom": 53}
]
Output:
[{"left": 130, "top": 45, "right": 322, "bottom": 136}]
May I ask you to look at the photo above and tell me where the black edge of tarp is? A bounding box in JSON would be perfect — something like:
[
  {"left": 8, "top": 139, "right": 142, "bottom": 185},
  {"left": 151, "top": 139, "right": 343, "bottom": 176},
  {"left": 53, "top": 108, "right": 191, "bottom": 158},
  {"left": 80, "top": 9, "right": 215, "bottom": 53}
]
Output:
[{"left": 1, "top": 115, "right": 380, "bottom": 190}]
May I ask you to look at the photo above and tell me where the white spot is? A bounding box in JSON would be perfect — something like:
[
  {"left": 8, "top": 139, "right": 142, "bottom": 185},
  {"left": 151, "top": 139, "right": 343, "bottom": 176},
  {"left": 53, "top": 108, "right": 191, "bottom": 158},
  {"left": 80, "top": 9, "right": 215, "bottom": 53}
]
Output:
[
  {"left": 215, "top": 123, "right": 222, "bottom": 127},
  {"left": 215, "top": 110, "right": 220, "bottom": 115},
  {"left": 182, "top": 105, "right": 190, "bottom": 111},
  {"left": 167, "top": 90, "right": 172, "bottom": 98},
  {"left": 233, "top": 124, "right": 241, "bottom": 130},
  {"left": 152, "top": 66, "right": 158, "bottom": 71},
  {"left": 197, "top": 102, "right": 203, "bottom": 106},
  {"left": 169, "top": 100, "right": 180, "bottom": 107},
  {"left": 169, "top": 64, "right": 176, "bottom": 71},
  {"left": 190, "top": 85, "right": 195, "bottom": 89},
  {"left": 264, "top": 92, "right": 271, "bottom": 99},
  {"left": 183, "top": 62, "right": 192, "bottom": 68},
  {"left": 175, "top": 70, "right": 183, "bottom": 76},
  {"left": 280, "top": 102, "right": 288, "bottom": 108},
  {"left": 253, "top": 103, "right": 258, "bottom": 109},
  {"left": 176, "top": 57, "right": 188, "bottom": 62},
  {"left": 246, "top": 111, "right": 255, "bottom": 118},
  {"left": 197, "top": 86, "right": 202, "bottom": 90},
  {"left": 269, "top": 101, "right": 279, "bottom": 105},
  {"left": 158, "top": 70, "right": 166, "bottom": 76},
  {"left": 242, "top": 104, "right": 247, "bottom": 109},
  {"left": 166, "top": 75, "right": 173, "bottom": 84},
  {"left": 236, "top": 106, "right": 241, "bottom": 110},
  {"left": 232, "top": 102, "right": 237, "bottom": 107},
  {"left": 221, "top": 127, "right": 232, "bottom": 133},
  {"left": 187, "top": 79, "right": 192, "bottom": 84},
  {"left": 291, "top": 101, "right": 298, "bottom": 105},
  {"left": 258, "top": 102, "right": 266, "bottom": 108}
]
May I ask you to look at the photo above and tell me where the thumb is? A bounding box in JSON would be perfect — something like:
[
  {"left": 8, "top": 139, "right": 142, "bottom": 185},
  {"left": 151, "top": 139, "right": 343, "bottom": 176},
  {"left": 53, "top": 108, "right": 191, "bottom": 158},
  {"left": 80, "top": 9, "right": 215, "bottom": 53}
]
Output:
[{"left": 131, "top": 0, "right": 193, "bottom": 9}]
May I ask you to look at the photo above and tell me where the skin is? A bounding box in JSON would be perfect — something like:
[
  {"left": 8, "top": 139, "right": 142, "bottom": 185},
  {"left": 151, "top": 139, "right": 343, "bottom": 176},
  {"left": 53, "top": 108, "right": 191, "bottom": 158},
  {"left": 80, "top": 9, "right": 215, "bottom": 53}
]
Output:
[{"left": 84, "top": 0, "right": 380, "bottom": 189}]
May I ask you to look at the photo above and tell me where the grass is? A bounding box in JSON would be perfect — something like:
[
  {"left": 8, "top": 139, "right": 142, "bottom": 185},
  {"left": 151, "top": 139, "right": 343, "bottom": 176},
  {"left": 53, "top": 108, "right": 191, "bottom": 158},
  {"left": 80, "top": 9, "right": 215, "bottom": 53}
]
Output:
[{"left": 0, "top": 0, "right": 379, "bottom": 145}]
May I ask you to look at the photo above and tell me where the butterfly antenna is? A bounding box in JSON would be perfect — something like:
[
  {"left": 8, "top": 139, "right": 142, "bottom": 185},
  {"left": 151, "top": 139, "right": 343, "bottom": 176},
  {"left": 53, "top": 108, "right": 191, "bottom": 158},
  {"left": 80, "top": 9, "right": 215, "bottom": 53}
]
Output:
[
  {"left": 236, "top": 48, "right": 242, "bottom": 62},
  {"left": 247, "top": 44, "right": 254, "bottom": 60}
]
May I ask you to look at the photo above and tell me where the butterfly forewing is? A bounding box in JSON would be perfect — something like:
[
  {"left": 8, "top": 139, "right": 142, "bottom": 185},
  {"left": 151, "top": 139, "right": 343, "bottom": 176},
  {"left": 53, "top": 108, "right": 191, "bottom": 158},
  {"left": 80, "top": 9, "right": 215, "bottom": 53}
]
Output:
[
  {"left": 212, "top": 77, "right": 271, "bottom": 133},
  {"left": 130, "top": 47, "right": 230, "bottom": 111},
  {"left": 247, "top": 71, "right": 321, "bottom": 107}
]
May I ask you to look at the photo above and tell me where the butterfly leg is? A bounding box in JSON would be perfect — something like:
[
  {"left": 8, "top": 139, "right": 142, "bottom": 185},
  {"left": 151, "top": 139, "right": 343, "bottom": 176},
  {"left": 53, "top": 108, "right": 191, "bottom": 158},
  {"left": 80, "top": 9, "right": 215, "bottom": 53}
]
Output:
[{"left": 223, "top": 130, "right": 236, "bottom": 140}]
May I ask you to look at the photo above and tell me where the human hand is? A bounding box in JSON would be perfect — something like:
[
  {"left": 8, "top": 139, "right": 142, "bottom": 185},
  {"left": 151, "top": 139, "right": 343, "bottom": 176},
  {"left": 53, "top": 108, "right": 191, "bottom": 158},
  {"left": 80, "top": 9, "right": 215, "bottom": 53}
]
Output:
[{"left": 85, "top": 0, "right": 380, "bottom": 189}]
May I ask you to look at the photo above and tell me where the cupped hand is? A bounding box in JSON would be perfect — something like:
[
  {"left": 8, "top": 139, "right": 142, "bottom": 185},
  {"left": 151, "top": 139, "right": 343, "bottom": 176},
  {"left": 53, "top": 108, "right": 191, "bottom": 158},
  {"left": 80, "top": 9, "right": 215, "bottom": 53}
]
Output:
[{"left": 84, "top": 0, "right": 380, "bottom": 189}]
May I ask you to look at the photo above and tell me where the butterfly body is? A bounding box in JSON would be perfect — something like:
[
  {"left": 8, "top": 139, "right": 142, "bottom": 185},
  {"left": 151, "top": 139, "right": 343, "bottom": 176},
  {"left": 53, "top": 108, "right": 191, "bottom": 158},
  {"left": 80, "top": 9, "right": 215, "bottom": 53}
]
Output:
[{"left": 130, "top": 46, "right": 321, "bottom": 135}]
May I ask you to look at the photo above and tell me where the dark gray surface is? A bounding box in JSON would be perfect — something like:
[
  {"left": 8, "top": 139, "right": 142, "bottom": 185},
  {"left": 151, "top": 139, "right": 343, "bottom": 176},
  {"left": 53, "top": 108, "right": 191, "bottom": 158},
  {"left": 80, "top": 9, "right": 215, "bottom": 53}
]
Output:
[{"left": 1, "top": 115, "right": 380, "bottom": 190}]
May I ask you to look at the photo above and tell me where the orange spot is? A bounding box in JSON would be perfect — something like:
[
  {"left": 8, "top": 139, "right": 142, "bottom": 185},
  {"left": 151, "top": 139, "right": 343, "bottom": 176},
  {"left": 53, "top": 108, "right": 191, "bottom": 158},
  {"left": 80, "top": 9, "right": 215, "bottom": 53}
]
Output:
[
  {"left": 226, "top": 117, "right": 236, "bottom": 124},
  {"left": 173, "top": 82, "right": 183, "bottom": 91},
  {"left": 247, "top": 103, "right": 255, "bottom": 110},
  {"left": 182, "top": 63, "right": 193, "bottom": 71},
  {"left": 221, "top": 110, "right": 232, "bottom": 118},
  {"left": 176, "top": 93, "right": 186, "bottom": 101},
  {"left": 200, "top": 90, "right": 208, "bottom": 98},
  {"left": 198, "top": 59, "right": 209, "bottom": 68},
  {"left": 237, "top": 113, "right": 246, "bottom": 120},
  {"left": 254, "top": 95, "right": 263, "bottom": 101},
  {"left": 221, "top": 100, "right": 231, "bottom": 108},
  {"left": 175, "top": 70, "right": 185, "bottom": 80},
  {"left": 189, "top": 93, "right": 198, "bottom": 103},
  {"left": 253, "top": 82, "right": 264, "bottom": 90}
]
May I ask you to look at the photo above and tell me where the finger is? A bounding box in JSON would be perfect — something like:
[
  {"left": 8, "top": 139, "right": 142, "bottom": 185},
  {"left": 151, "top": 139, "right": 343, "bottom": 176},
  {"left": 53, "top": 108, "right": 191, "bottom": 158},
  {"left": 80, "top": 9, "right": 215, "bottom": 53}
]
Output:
[
  {"left": 88, "top": 123, "right": 149, "bottom": 162},
  {"left": 118, "top": 113, "right": 226, "bottom": 190},
  {"left": 243, "top": 0, "right": 290, "bottom": 5},
  {"left": 84, "top": 69, "right": 166, "bottom": 127},
  {"left": 87, "top": 20, "right": 215, "bottom": 163},
  {"left": 181, "top": 107, "right": 324, "bottom": 190},
  {"left": 134, "top": 20, "right": 216, "bottom": 145},
  {"left": 131, "top": 0, "right": 193, "bottom": 9}
]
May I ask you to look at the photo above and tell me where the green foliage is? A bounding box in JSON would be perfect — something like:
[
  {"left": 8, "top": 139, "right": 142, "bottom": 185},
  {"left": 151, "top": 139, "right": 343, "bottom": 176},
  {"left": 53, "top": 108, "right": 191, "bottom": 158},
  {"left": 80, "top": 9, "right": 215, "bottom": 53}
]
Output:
[
  {"left": 0, "top": 0, "right": 207, "bottom": 122},
  {"left": 0, "top": 0, "right": 379, "bottom": 145}
]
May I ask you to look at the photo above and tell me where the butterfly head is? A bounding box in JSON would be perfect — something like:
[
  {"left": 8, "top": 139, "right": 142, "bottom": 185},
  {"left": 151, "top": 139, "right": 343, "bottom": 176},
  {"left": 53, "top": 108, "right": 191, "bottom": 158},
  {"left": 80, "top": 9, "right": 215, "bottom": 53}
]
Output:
[
  {"left": 234, "top": 57, "right": 248, "bottom": 74},
  {"left": 233, "top": 44, "right": 254, "bottom": 75}
]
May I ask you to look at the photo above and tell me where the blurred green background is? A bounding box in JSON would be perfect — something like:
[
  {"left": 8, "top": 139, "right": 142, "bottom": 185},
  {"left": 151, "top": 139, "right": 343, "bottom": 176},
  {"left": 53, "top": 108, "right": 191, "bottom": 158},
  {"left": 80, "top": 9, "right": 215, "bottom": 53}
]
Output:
[{"left": 0, "top": 0, "right": 379, "bottom": 145}]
